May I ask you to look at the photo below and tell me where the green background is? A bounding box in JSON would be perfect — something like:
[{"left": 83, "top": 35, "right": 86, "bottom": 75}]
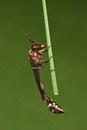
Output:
[{"left": 0, "top": 0, "right": 87, "bottom": 129}]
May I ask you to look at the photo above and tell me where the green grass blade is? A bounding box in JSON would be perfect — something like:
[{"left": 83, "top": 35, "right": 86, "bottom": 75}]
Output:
[{"left": 42, "top": 0, "right": 58, "bottom": 95}]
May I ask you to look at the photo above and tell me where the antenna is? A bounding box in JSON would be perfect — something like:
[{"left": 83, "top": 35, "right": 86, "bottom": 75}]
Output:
[{"left": 29, "top": 38, "right": 35, "bottom": 44}]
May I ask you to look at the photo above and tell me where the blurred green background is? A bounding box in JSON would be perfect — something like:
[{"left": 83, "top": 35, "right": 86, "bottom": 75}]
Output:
[{"left": 0, "top": 0, "right": 87, "bottom": 130}]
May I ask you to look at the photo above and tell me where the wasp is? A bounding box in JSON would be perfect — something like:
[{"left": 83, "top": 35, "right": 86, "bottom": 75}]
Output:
[{"left": 28, "top": 39, "right": 64, "bottom": 114}]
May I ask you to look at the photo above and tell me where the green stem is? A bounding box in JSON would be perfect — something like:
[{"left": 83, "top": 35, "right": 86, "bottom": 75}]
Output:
[{"left": 42, "top": 0, "right": 58, "bottom": 95}]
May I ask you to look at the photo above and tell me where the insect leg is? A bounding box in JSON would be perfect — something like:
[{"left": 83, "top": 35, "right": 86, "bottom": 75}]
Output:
[
  {"left": 41, "top": 45, "right": 51, "bottom": 53},
  {"left": 32, "top": 66, "right": 54, "bottom": 71},
  {"left": 42, "top": 56, "right": 53, "bottom": 64},
  {"left": 32, "top": 66, "right": 43, "bottom": 70},
  {"left": 40, "top": 65, "right": 54, "bottom": 71}
]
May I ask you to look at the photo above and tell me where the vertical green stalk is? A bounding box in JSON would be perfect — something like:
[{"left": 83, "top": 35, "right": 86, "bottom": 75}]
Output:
[{"left": 42, "top": 0, "right": 58, "bottom": 95}]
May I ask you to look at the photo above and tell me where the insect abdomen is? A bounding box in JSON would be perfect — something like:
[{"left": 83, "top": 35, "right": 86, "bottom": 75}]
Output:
[{"left": 45, "top": 96, "right": 64, "bottom": 114}]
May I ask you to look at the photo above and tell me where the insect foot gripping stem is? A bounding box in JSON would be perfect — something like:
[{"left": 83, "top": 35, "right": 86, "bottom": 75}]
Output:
[{"left": 45, "top": 96, "right": 64, "bottom": 114}]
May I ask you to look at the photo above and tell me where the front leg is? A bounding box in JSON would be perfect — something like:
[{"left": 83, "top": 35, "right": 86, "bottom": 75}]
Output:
[{"left": 39, "top": 45, "right": 51, "bottom": 54}]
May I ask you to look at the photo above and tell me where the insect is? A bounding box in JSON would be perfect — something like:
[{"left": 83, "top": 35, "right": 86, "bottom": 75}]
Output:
[{"left": 28, "top": 39, "right": 64, "bottom": 114}]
